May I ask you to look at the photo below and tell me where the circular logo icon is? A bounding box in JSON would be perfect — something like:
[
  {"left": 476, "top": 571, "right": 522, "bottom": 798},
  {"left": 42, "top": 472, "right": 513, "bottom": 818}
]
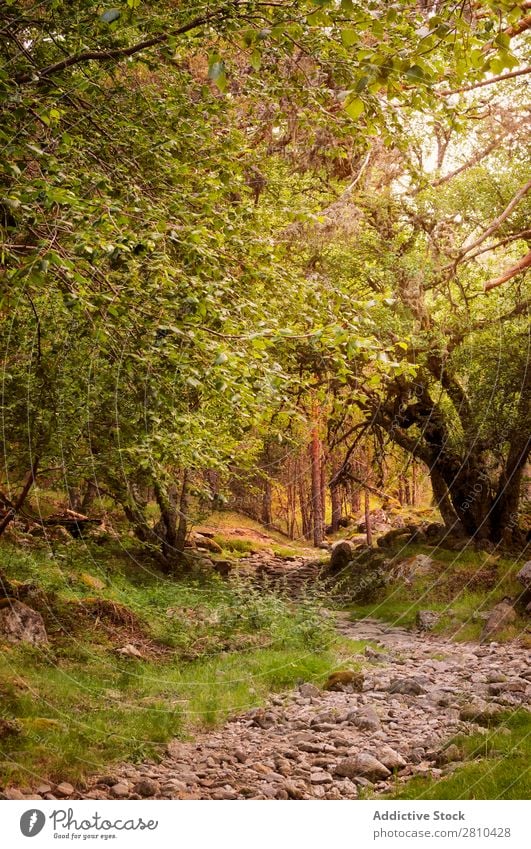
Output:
[{"left": 20, "top": 809, "right": 46, "bottom": 837}]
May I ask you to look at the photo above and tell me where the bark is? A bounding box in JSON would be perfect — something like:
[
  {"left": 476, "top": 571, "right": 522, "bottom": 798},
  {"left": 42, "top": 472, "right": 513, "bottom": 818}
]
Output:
[
  {"left": 0, "top": 458, "right": 40, "bottom": 538},
  {"left": 430, "top": 467, "right": 461, "bottom": 532},
  {"left": 81, "top": 480, "right": 99, "bottom": 513},
  {"left": 261, "top": 478, "right": 273, "bottom": 527},
  {"left": 330, "top": 483, "right": 342, "bottom": 533},
  {"left": 364, "top": 488, "right": 372, "bottom": 547},
  {"left": 175, "top": 470, "right": 189, "bottom": 557},
  {"left": 310, "top": 424, "right": 324, "bottom": 546},
  {"left": 298, "top": 478, "right": 311, "bottom": 541}
]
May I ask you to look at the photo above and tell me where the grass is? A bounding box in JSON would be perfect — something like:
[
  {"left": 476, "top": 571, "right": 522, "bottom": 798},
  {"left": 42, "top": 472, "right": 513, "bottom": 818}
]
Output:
[
  {"left": 390, "top": 710, "right": 531, "bottom": 800},
  {"left": 0, "top": 538, "right": 345, "bottom": 789},
  {"left": 347, "top": 542, "right": 527, "bottom": 643}
]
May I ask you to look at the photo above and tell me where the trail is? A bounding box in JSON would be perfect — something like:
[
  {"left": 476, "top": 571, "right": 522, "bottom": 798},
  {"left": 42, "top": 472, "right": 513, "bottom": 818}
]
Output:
[{"left": 79, "top": 614, "right": 530, "bottom": 800}]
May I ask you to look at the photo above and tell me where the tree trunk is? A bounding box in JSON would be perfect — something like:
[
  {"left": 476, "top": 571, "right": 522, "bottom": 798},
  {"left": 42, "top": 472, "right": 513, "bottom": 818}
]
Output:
[
  {"left": 298, "top": 474, "right": 311, "bottom": 540},
  {"left": 430, "top": 467, "right": 461, "bottom": 532},
  {"left": 175, "top": 470, "right": 189, "bottom": 556},
  {"left": 330, "top": 483, "right": 342, "bottom": 533},
  {"left": 0, "top": 458, "right": 40, "bottom": 538},
  {"left": 261, "top": 477, "right": 272, "bottom": 527},
  {"left": 81, "top": 480, "right": 98, "bottom": 513},
  {"left": 67, "top": 485, "right": 82, "bottom": 512},
  {"left": 310, "top": 424, "right": 324, "bottom": 546},
  {"left": 364, "top": 487, "right": 372, "bottom": 547}
]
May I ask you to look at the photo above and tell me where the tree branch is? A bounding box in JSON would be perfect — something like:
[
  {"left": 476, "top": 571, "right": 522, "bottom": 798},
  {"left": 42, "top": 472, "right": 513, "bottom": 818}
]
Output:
[
  {"left": 14, "top": 10, "right": 225, "bottom": 84},
  {"left": 484, "top": 249, "right": 531, "bottom": 291},
  {"left": 438, "top": 65, "right": 531, "bottom": 96},
  {"left": 430, "top": 135, "right": 505, "bottom": 187},
  {"left": 458, "top": 178, "right": 531, "bottom": 257}
]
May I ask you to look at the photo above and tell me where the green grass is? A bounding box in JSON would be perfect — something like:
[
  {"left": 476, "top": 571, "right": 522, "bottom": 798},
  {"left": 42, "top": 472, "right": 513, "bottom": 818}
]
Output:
[
  {"left": 348, "top": 543, "right": 527, "bottom": 642},
  {"left": 390, "top": 710, "right": 531, "bottom": 800},
  {"left": 0, "top": 539, "right": 343, "bottom": 789}
]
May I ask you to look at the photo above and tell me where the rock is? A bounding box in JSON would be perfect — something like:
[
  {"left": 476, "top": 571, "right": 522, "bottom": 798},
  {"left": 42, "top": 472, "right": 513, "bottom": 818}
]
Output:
[
  {"left": 459, "top": 702, "right": 503, "bottom": 726},
  {"left": 377, "top": 526, "right": 416, "bottom": 548},
  {"left": 346, "top": 706, "right": 381, "bottom": 731},
  {"left": 36, "top": 783, "right": 52, "bottom": 795},
  {"left": 310, "top": 771, "right": 333, "bottom": 785},
  {"left": 133, "top": 778, "right": 159, "bottom": 797},
  {"left": 299, "top": 683, "right": 320, "bottom": 699},
  {"left": 392, "top": 554, "right": 434, "bottom": 583},
  {"left": 372, "top": 744, "right": 407, "bottom": 771},
  {"left": 0, "top": 718, "right": 21, "bottom": 738},
  {"left": 116, "top": 643, "right": 143, "bottom": 659},
  {"left": 516, "top": 562, "right": 531, "bottom": 604},
  {"left": 0, "top": 600, "right": 48, "bottom": 645},
  {"left": 328, "top": 541, "right": 353, "bottom": 574},
  {"left": 425, "top": 522, "right": 446, "bottom": 540},
  {"left": 480, "top": 599, "right": 516, "bottom": 643},
  {"left": 163, "top": 780, "right": 187, "bottom": 794},
  {"left": 335, "top": 753, "right": 391, "bottom": 781},
  {"left": 110, "top": 783, "right": 129, "bottom": 798},
  {"left": 4, "top": 788, "right": 26, "bottom": 800},
  {"left": 388, "top": 677, "right": 426, "bottom": 696},
  {"left": 416, "top": 610, "right": 440, "bottom": 631},
  {"left": 56, "top": 782, "right": 75, "bottom": 797},
  {"left": 324, "top": 670, "right": 364, "bottom": 692},
  {"left": 193, "top": 533, "right": 223, "bottom": 554},
  {"left": 435, "top": 744, "right": 462, "bottom": 765}
]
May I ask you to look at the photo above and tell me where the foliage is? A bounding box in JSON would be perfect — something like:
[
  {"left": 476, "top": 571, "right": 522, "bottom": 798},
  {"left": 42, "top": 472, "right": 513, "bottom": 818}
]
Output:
[{"left": 390, "top": 709, "right": 531, "bottom": 800}]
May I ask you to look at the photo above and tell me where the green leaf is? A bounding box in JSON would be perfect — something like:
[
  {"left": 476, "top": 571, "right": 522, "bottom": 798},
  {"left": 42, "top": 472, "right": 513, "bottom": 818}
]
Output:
[
  {"left": 344, "top": 96, "right": 365, "bottom": 120},
  {"left": 341, "top": 28, "right": 357, "bottom": 48},
  {"left": 405, "top": 65, "right": 424, "bottom": 81},
  {"left": 250, "top": 50, "right": 262, "bottom": 72}
]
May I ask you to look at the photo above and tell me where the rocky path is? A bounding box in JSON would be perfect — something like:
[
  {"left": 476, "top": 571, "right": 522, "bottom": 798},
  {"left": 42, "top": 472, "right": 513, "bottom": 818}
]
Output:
[{"left": 72, "top": 615, "right": 530, "bottom": 801}]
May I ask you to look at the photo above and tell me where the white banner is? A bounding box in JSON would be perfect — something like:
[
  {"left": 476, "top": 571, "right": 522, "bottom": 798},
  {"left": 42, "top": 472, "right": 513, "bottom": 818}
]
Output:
[{"left": 2, "top": 800, "right": 528, "bottom": 849}]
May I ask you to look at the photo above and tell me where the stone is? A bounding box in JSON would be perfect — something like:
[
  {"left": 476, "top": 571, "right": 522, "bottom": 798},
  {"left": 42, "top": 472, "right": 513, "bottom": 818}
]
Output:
[
  {"left": 133, "top": 778, "right": 159, "bottom": 797},
  {"left": 163, "top": 780, "right": 187, "bottom": 794},
  {"left": 328, "top": 541, "right": 354, "bottom": 574},
  {"left": 310, "top": 772, "right": 333, "bottom": 784},
  {"left": 392, "top": 554, "right": 434, "bottom": 583},
  {"left": 516, "top": 561, "right": 531, "bottom": 591},
  {"left": 324, "top": 670, "right": 364, "bottom": 692},
  {"left": 346, "top": 706, "right": 381, "bottom": 731},
  {"left": 116, "top": 643, "right": 143, "bottom": 659},
  {"left": 480, "top": 600, "right": 516, "bottom": 643},
  {"left": 0, "top": 600, "right": 48, "bottom": 645},
  {"left": 55, "top": 782, "right": 75, "bottom": 797},
  {"left": 193, "top": 533, "right": 223, "bottom": 554},
  {"left": 299, "top": 683, "right": 320, "bottom": 699},
  {"left": 0, "top": 718, "right": 20, "bottom": 738},
  {"left": 388, "top": 677, "right": 426, "bottom": 696},
  {"left": 335, "top": 753, "right": 391, "bottom": 781},
  {"left": 372, "top": 744, "right": 407, "bottom": 771},
  {"left": 110, "top": 783, "right": 129, "bottom": 798},
  {"left": 459, "top": 702, "right": 503, "bottom": 726},
  {"left": 36, "top": 783, "right": 52, "bottom": 795},
  {"left": 435, "top": 744, "right": 462, "bottom": 765},
  {"left": 416, "top": 610, "right": 440, "bottom": 631},
  {"left": 5, "top": 788, "right": 26, "bottom": 800}
]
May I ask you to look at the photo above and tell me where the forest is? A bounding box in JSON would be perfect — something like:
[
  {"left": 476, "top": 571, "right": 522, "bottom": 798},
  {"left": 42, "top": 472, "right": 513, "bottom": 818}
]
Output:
[{"left": 0, "top": 0, "right": 530, "bottom": 804}]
